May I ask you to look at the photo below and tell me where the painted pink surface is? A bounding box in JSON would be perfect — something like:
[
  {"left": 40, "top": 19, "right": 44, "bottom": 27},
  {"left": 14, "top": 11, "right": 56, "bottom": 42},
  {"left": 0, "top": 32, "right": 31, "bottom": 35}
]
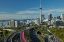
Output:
[{"left": 20, "top": 31, "right": 27, "bottom": 42}]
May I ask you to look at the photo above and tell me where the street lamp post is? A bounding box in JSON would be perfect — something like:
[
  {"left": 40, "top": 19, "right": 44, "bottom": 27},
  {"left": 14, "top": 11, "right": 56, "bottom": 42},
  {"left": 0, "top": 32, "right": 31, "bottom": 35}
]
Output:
[{"left": 11, "top": 39, "right": 12, "bottom": 42}]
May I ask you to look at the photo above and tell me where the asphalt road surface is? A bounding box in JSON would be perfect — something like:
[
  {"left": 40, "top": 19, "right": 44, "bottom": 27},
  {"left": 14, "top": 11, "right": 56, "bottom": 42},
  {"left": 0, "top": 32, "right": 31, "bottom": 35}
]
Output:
[
  {"left": 30, "top": 29, "right": 41, "bottom": 42},
  {"left": 12, "top": 33, "right": 20, "bottom": 42}
]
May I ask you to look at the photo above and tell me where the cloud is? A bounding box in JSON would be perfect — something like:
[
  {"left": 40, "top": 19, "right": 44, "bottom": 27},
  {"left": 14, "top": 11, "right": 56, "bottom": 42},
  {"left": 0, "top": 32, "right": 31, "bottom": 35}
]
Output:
[
  {"left": 42, "top": 9, "right": 64, "bottom": 14},
  {"left": 17, "top": 8, "right": 64, "bottom": 15},
  {"left": 0, "top": 14, "right": 38, "bottom": 20},
  {"left": 0, "top": 8, "right": 64, "bottom": 20},
  {"left": 17, "top": 10, "right": 39, "bottom": 14},
  {"left": 0, "top": 12, "right": 7, "bottom": 14},
  {"left": 0, "top": 14, "right": 22, "bottom": 19}
]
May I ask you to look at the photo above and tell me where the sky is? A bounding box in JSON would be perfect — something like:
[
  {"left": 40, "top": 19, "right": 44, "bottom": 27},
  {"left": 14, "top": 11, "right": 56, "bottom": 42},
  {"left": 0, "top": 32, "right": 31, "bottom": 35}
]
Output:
[{"left": 0, "top": 0, "right": 64, "bottom": 20}]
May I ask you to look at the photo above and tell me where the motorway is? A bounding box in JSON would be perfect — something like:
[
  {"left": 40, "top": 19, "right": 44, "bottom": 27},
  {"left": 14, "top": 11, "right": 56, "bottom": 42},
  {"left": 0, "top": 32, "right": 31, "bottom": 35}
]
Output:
[
  {"left": 6, "top": 28, "right": 28, "bottom": 42},
  {"left": 42, "top": 25, "right": 62, "bottom": 42},
  {"left": 30, "top": 29, "right": 41, "bottom": 42},
  {"left": 0, "top": 27, "right": 62, "bottom": 42},
  {"left": 6, "top": 27, "right": 42, "bottom": 42},
  {"left": 0, "top": 32, "right": 17, "bottom": 42},
  {"left": 0, "top": 39, "right": 4, "bottom": 42},
  {"left": 12, "top": 33, "right": 20, "bottom": 42},
  {"left": 47, "top": 29, "right": 62, "bottom": 42},
  {"left": 6, "top": 32, "right": 17, "bottom": 42}
]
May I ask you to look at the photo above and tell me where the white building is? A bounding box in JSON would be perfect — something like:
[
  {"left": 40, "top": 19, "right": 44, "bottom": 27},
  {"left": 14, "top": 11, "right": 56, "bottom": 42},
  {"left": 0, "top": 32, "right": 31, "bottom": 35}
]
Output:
[
  {"left": 51, "top": 17, "right": 56, "bottom": 25},
  {"left": 8, "top": 20, "right": 15, "bottom": 27},
  {"left": 61, "top": 14, "right": 64, "bottom": 22},
  {"left": 20, "top": 21, "right": 24, "bottom": 26},
  {"left": 48, "top": 14, "right": 52, "bottom": 21},
  {"left": 26, "top": 20, "right": 30, "bottom": 24},
  {"left": 15, "top": 21, "right": 18, "bottom": 27},
  {"left": 35, "top": 18, "right": 40, "bottom": 25}
]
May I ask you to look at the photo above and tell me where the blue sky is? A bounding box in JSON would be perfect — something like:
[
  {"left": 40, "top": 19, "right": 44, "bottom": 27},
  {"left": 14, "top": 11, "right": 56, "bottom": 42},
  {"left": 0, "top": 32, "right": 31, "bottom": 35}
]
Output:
[{"left": 0, "top": 0, "right": 64, "bottom": 20}]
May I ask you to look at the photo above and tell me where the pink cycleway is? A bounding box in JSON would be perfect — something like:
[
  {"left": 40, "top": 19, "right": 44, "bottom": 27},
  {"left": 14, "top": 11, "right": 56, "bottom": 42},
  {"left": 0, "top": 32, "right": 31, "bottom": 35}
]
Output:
[{"left": 20, "top": 30, "right": 27, "bottom": 42}]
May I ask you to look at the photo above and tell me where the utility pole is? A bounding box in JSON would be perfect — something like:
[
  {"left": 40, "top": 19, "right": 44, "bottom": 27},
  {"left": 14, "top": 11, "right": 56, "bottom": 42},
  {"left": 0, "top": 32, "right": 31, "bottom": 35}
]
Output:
[
  {"left": 3, "top": 27, "right": 6, "bottom": 42},
  {"left": 2, "top": 21, "right": 6, "bottom": 42}
]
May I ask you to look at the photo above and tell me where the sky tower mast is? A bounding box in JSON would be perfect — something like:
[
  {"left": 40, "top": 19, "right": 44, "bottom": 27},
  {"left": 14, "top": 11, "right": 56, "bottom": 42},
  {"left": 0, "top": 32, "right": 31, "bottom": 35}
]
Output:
[{"left": 40, "top": 0, "right": 42, "bottom": 24}]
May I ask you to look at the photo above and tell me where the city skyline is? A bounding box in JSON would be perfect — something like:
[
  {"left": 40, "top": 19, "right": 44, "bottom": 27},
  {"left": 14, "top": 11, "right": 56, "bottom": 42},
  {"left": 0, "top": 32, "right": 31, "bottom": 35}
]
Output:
[{"left": 0, "top": 0, "right": 64, "bottom": 19}]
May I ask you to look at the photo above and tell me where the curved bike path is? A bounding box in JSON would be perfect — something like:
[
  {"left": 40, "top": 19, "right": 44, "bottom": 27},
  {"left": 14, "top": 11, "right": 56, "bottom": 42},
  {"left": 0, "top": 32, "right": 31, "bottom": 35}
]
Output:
[{"left": 20, "top": 30, "right": 27, "bottom": 42}]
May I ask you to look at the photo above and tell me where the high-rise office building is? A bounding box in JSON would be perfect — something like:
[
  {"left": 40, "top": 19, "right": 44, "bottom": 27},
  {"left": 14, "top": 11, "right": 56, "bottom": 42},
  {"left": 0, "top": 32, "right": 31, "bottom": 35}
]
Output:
[
  {"left": 41, "top": 15, "right": 45, "bottom": 21},
  {"left": 51, "top": 17, "right": 55, "bottom": 25},
  {"left": 57, "top": 16, "right": 61, "bottom": 19},
  {"left": 54, "top": 19, "right": 62, "bottom": 26},
  {"left": 61, "top": 14, "right": 64, "bottom": 22},
  {"left": 9, "top": 20, "right": 15, "bottom": 27},
  {"left": 20, "top": 21, "right": 24, "bottom": 26},
  {"left": 35, "top": 17, "right": 40, "bottom": 25},
  {"left": 15, "top": 21, "right": 18, "bottom": 27},
  {"left": 48, "top": 14, "right": 52, "bottom": 21},
  {"left": 15, "top": 21, "right": 20, "bottom": 27},
  {"left": 26, "top": 20, "right": 30, "bottom": 24}
]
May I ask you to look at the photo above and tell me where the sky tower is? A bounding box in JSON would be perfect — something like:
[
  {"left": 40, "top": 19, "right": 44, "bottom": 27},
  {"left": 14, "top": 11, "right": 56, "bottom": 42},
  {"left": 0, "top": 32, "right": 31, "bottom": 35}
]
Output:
[{"left": 40, "top": 0, "right": 42, "bottom": 24}]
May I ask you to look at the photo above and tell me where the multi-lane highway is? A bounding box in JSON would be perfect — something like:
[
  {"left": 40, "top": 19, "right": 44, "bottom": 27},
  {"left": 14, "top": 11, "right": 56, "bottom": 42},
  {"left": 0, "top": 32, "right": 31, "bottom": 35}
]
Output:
[
  {"left": 6, "top": 27, "right": 42, "bottom": 42},
  {"left": 1, "top": 26, "right": 62, "bottom": 42},
  {"left": 30, "top": 29, "right": 41, "bottom": 42},
  {"left": 6, "top": 32, "right": 17, "bottom": 42},
  {"left": 6, "top": 28, "right": 29, "bottom": 42},
  {"left": 47, "top": 29, "right": 62, "bottom": 42},
  {"left": 12, "top": 33, "right": 20, "bottom": 42},
  {"left": 0, "top": 39, "right": 4, "bottom": 42},
  {"left": 42, "top": 25, "right": 62, "bottom": 42}
]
